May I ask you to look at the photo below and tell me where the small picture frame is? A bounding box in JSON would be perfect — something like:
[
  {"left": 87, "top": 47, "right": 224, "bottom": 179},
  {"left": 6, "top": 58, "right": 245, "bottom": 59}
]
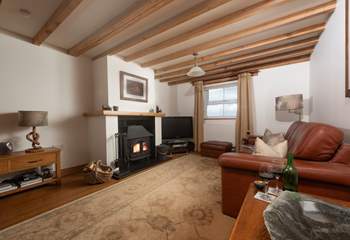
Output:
[{"left": 120, "top": 71, "right": 148, "bottom": 102}]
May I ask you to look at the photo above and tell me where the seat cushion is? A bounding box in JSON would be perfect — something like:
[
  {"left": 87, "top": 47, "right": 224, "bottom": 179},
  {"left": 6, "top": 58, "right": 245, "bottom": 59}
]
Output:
[{"left": 285, "top": 122, "right": 344, "bottom": 161}]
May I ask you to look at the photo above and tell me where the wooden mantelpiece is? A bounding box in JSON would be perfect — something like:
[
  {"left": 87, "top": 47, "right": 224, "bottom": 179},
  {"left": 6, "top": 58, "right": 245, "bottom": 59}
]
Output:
[{"left": 83, "top": 110, "right": 165, "bottom": 117}]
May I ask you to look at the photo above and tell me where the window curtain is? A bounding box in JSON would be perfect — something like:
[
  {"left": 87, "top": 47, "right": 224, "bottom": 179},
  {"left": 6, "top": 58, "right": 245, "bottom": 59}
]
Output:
[
  {"left": 194, "top": 81, "right": 204, "bottom": 152},
  {"left": 235, "top": 72, "right": 254, "bottom": 152}
]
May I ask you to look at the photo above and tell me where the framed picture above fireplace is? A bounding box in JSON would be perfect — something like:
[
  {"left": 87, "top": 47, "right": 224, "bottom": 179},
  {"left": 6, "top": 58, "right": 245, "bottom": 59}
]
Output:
[{"left": 120, "top": 71, "right": 148, "bottom": 102}]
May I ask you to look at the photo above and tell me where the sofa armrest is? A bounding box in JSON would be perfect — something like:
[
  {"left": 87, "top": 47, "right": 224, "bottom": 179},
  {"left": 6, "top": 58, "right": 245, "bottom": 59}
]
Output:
[
  {"left": 218, "top": 152, "right": 285, "bottom": 171},
  {"left": 331, "top": 144, "right": 350, "bottom": 165},
  {"left": 218, "top": 153, "right": 350, "bottom": 187}
]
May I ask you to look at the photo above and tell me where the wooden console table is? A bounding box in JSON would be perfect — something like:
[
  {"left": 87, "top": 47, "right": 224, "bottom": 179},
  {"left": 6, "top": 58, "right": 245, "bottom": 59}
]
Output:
[
  {"left": 229, "top": 184, "right": 350, "bottom": 240},
  {"left": 0, "top": 148, "right": 61, "bottom": 197}
]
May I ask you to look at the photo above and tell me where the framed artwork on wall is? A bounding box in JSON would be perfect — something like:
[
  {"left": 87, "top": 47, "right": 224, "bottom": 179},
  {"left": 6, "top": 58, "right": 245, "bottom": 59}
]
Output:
[
  {"left": 120, "top": 71, "right": 148, "bottom": 102},
  {"left": 346, "top": 0, "right": 350, "bottom": 97}
]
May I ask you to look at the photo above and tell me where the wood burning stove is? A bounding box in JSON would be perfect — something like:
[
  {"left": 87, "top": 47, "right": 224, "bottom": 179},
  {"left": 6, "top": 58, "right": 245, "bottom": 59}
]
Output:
[{"left": 114, "top": 125, "right": 153, "bottom": 178}]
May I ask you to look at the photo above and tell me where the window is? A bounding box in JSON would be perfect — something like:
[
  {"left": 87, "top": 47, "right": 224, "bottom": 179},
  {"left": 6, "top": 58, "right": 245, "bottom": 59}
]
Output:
[{"left": 204, "top": 83, "right": 237, "bottom": 119}]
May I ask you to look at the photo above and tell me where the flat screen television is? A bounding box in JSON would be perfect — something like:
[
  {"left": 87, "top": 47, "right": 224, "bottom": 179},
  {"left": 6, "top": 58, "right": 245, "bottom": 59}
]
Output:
[{"left": 162, "top": 116, "right": 193, "bottom": 140}]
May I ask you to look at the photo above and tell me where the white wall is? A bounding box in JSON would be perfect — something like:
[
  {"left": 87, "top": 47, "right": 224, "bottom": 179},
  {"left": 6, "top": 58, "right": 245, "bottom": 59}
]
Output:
[
  {"left": 310, "top": 0, "right": 350, "bottom": 141},
  {"left": 0, "top": 33, "right": 93, "bottom": 169},
  {"left": 107, "top": 56, "right": 155, "bottom": 112},
  {"left": 253, "top": 62, "right": 310, "bottom": 135},
  {"left": 155, "top": 81, "right": 178, "bottom": 116},
  {"left": 176, "top": 62, "right": 310, "bottom": 144}
]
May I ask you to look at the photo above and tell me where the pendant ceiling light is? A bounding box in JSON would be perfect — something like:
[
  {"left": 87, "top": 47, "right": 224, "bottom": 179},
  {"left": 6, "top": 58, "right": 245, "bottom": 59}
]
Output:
[{"left": 187, "top": 53, "right": 205, "bottom": 77}]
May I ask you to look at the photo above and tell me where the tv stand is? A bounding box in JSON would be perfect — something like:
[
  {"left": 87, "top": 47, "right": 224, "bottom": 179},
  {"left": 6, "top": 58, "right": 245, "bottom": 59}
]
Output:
[{"left": 162, "top": 139, "right": 194, "bottom": 154}]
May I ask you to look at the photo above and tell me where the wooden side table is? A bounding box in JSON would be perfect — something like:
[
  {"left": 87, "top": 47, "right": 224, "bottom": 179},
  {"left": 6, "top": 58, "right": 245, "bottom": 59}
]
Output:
[
  {"left": 229, "top": 183, "right": 350, "bottom": 240},
  {"left": 0, "top": 147, "right": 61, "bottom": 197}
]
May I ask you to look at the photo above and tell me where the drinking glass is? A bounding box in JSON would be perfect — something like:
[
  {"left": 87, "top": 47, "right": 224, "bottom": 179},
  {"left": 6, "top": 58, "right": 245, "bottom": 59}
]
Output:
[
  {"left": 258, "top": 163, "right": 274, "bottom": 194},
  {"left": 271, "top": 164, "right": 284, "bottom": 194}
]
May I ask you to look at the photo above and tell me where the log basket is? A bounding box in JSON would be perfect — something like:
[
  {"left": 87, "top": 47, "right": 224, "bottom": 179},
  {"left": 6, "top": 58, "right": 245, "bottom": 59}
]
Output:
[{"left": 83, "top": 160, "right": 113, "bottom": 184}]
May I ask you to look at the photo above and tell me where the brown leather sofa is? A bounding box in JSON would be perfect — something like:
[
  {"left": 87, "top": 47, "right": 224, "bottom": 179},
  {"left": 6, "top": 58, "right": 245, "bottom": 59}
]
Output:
[{"left": 218, "top": 121, "right": 350, "bottom": 217}]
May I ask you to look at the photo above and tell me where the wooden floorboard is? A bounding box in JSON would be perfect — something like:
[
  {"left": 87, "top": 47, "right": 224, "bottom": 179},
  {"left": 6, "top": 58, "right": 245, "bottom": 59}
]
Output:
[
  {"left": 0, "top": 154, "right": 186, "bottom": 230},
  {"left": 0, "top": 172, "right": 118, "bottom": 230}
]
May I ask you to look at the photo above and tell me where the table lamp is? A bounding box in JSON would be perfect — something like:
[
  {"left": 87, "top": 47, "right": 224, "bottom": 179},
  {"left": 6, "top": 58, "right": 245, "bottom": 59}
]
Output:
[
  {"left": 18, "top": 111, "right": 48, "bottom": 153},
  {"left": 275, "top": 94, "right": 303, "bottom": 121}
]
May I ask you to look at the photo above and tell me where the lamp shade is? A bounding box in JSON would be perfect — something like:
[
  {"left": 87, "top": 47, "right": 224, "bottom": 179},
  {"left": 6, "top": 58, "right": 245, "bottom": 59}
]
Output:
[
  {"left": 187, "top": 65, "right": 206, "bottom": 77},
  {"left": 275, "top": 94, "right": 303, "bottom": 111},
  {"left": 18, "top": 111, "right": 48, "bottom": 127}
]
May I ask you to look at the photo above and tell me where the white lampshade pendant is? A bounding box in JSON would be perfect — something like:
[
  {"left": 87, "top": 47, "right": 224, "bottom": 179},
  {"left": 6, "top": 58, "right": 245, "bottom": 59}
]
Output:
[{"left": 187, "top": 53, "right": 206, "bottom": 77}]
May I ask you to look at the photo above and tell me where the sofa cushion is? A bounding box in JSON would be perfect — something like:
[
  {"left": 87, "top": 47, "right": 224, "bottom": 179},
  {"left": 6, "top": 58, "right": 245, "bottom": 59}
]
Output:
[
  {"left": 263, "top": 129, "right": 285, "bottom": 146},
  {"left": 255, "top": 138, "right": 287, "bottom": 158},
  {"left": 285, "top": 122, "right": 344, "bottom": 161}
]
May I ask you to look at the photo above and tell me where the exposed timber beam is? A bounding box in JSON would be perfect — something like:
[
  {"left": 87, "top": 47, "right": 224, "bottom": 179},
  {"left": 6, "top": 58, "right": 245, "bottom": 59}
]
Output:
[
  {"left": 142, "top": 1, "right": 336, "bottom": 67},
  {"left": 202, "top": 71, "right": 259, "bottom": 85},
  {"left": 169, "top": 55, "right": 310, "bottom": 85},
  {"left": 32, "top": 0, "right": 84, "bottom": 45},
  {"left": 124, "top": 0, "right": 285, "bottom": 61},
  {"left": 203, "top": 77, "right": 239, "bottom": 85},
  {"left": 157, "top": 37, "right": 318, "bottom": 80},
  {"left": 155, "top": 23, "right": 325, "bottom": 73},
  {"left": 92, "top": 0, "right": 231, "bottom": 60},
  {"left": 68, "top": 0, "right": 175, "bottom": 56},
  {"left": 167, "top": 49, "right": 313, "bottom": 85}
]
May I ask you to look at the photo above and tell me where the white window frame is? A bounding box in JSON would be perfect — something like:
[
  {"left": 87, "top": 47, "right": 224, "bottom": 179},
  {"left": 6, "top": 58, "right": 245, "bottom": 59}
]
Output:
[{"left": 204, "top": 82, "right": 238, "bottom": 120}]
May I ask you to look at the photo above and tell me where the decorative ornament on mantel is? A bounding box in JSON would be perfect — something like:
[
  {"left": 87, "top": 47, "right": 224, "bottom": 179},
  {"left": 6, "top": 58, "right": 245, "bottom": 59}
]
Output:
[{"left": 187, "top": 53, "right": 206, "bottom": 77}]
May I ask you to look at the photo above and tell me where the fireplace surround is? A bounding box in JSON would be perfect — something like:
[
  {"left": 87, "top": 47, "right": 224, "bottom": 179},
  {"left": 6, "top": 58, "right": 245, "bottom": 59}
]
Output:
[{"left": 85, "top": 111, "right": 164, "bottom": 173}]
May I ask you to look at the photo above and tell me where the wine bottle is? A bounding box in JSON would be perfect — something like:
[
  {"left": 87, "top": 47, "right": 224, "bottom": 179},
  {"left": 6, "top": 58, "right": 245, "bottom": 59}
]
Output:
[{"left": 282, "top": 153, "right": 298, "bottom": 191}]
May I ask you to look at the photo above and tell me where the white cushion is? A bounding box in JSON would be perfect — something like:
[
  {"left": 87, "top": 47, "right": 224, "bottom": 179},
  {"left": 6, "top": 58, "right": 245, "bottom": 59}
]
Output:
[{"left": 255, "top": 137, "right": 288, "bottom": 158}]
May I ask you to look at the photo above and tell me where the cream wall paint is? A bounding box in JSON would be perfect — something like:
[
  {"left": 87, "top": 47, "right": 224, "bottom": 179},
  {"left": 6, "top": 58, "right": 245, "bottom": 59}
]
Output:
[
  {"left": 176, "top": 62, "right": 310, "bottom": 144},
  {"left": 0, "top": 33, "right": 93, "bottom": 169},
  {"left": 253, "top": 62, "right": 310, "bottom": 135},
  {"left": 155, "top": 81, "right": 178, "bottom": 116},
  {"left": 310, "top": 0, "right": 350, "bottom": 141},
  {"left": 107, "top": 56, "right": 156, "bottom": 112}
]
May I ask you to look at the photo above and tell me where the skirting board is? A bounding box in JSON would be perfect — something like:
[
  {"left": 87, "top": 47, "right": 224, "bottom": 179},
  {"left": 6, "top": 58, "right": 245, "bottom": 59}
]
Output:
[{"left": 61, "top": 164, "right": 86, "bottom": 177}]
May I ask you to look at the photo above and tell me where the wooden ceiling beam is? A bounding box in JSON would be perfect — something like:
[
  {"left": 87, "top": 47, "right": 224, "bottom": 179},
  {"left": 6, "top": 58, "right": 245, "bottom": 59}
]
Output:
[
  {"left": 203, "top": 76, "right": 239, "bottom": 85},
  {"left": 124, "top": 0, "right": 284, "bottom": 61},
  {"left": 202, "top": 71, "right": 259, "bottom": 85},
  {"left": 92, "top": 0, "right": 231, "bottom": 60},
  {"left": 167, "top": 49, "right": 313, "bottom": 85},
  {"left": 68, "top": 0, "right": 174, "bottom": 56},
  {"left": 169, "top": 55, "right": 310, "bottom": 85},
  {"left": 155, "top": 23, "right": 325, "bottom": 73},
  {"left": 157, "top": 37, "right": 318, "bottom": 80},
  {"left": 142, "top": 1, "right": 336, "bottom": 67},
  {"left": 161, "top": 46, "right": 315, "bottom": 83},
  {"left": 32, "top": 0, "right": 84, "bottom": 45}
]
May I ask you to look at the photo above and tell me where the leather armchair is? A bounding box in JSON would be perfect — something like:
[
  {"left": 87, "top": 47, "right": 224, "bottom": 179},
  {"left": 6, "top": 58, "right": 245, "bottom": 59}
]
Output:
[{"left": 218, "top": 122, "right": 350, "bottom": 217}]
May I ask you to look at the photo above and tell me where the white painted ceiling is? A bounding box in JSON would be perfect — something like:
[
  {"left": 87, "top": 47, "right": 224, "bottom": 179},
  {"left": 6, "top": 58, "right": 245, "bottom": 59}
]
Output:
[{"left": 0, "top": 0, "right": 334, "bottom": 70}]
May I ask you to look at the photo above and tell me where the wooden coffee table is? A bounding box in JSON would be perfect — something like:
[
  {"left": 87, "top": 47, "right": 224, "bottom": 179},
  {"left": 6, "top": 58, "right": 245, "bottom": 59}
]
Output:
[{"left": 229, "top": 183, "right": 350, "bottom": 240}]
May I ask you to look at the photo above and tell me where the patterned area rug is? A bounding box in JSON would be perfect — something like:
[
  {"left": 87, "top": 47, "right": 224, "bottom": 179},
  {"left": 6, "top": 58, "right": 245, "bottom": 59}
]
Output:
[{"left": 0, "top": 154, "right": 234, "bottom": 240}]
